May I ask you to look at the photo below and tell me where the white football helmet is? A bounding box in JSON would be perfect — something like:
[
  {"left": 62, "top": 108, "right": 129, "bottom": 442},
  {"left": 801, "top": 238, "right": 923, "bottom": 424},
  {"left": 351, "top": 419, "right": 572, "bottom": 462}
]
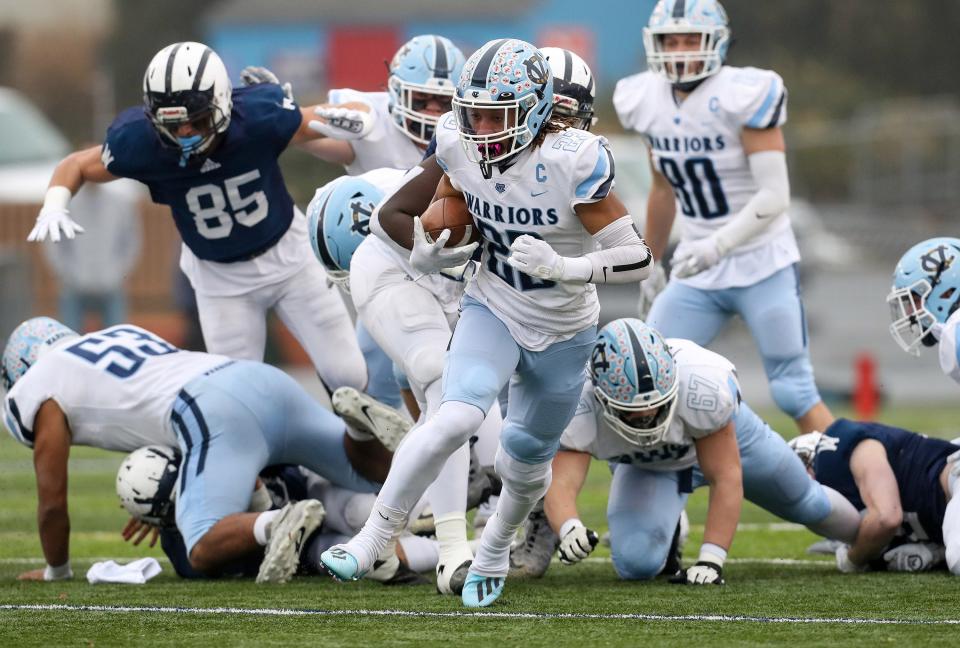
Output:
[
  {"left": 143, "top": 42, "right": 233, "bottom": 165},
  {"left": 643, "top": 0, "right": 731, "bottom": 90},
  {"left": 116, "top": 445, "right": 181, "bottom": 527},
  {"left": 540, "top": 47, "right": 596, "bottom": 131}
]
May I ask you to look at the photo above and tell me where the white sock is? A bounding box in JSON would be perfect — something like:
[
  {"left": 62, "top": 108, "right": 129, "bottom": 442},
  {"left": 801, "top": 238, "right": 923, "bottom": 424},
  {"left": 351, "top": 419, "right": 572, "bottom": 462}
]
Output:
[
  {"left": 253, "top": 509, "right": 281, "bottom": 546},
  {"left": 398, "top": 534, "right": 439, "bottom": 573},
  {"left": 426, "top": 442, "right": 470, "bottom": 519},
  {"left": 435, "top": 511, "right": 473, "bottom": 567}
]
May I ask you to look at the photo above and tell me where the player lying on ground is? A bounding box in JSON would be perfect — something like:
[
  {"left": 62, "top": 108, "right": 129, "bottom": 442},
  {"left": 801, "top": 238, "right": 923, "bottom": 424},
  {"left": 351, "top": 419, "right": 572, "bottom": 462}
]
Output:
[
  {"left": 1, "top": 317, "right": 407, "bottom": 581},
  {"left": 791, "top": 420, "right": 960, "bottom": 574},
  {"left": 510, "top": 318, "right": 861, "bottom": 584},
  {"left": 118, "top": 453, "right": 432, "bottom": 585}
]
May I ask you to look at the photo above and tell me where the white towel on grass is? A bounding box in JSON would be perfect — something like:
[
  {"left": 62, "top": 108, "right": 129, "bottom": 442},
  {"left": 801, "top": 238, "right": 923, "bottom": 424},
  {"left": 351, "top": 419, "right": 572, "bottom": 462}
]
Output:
[{"left": 86, "top": 558, "right": 162, "bottom": 584}]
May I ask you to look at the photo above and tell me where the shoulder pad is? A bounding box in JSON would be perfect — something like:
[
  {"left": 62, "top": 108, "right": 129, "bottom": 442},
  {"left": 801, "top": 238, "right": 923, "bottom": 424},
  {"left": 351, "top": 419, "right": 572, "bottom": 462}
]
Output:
[
  {"left": 567, "top": 133, "right": 615, "bottom": 205},
  {"left": 4, "top": 394, "right": 35, "bottom": 448},
  {"left": 671, "top": 339, "right": 740, "bottom": 437},
  {"left": 103, "top": 107, "right": 158, "bottom": 177},
  {"left": 716, "top": 66, "right": 788, "bottom": 129},
  {"left": 613, "top": 72, "right": 657, "bottom": 132}
]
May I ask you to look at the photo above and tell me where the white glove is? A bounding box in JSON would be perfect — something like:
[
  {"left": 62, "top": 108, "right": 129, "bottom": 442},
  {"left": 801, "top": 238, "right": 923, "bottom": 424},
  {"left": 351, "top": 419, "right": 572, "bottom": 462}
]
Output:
[
  {"left": 835, "top": 544, "right": 869, "bottom": 573},
  {"left": 671, "top": 236, "right": 722, "bottom": 279},
  {"left": 506, "top": 234, "right": 566, "bottom": 281},
  {"left": 637, "top": 263, "right": 667, "bottom": 319},
  {"left": 239, "top": 65, "right": 293, "bottom": 103},
  {"left": 27, "top": 206, "right": 84, "bottom": 243},
  {"left": 685, "top": 560, "right": 725, "bottom": 585},
  {"left": 409, "top": 216, "right": 479, "bottom": 278},
  {"left": 557, "top": 520, "right": 598, "bottom": 565},
  {"left": 883, "top": 542, "right": 946, "bottom": 572},
  {"left": 309, "top": 106, "right": 375, "bottom": 140}
]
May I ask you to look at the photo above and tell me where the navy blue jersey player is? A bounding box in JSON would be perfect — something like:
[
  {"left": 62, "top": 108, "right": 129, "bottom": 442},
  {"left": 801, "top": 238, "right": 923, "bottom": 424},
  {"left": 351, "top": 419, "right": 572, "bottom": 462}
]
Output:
[
  {"left": 791, "top": 419, "right": 960, "bottom": 575},
  {"left": 27, "top": 42, "right": 366, "bottom": 394}
]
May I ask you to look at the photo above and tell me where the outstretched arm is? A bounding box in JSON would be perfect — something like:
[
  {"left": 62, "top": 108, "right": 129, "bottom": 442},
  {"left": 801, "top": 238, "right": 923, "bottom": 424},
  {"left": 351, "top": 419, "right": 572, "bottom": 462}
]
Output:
[
  {"left": 18, "top": 400, "right": 73, "bottom": 581},
  {"left": 841, "top": 440, "right": 903, "bottom": 570}
]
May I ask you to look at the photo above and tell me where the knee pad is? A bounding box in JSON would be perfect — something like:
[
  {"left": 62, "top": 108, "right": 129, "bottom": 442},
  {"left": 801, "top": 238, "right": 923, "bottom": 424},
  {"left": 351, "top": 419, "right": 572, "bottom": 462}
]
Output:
[
  {"left": 609, "top": 527, "right": 670, "bottom": 581},
  {"left": 500, "top": 423, "right": 559, "bottom": 465},
  {"left": 427, "top": 401, "right": 486, "bottom": 454},
  {"left": 495, "top": 449, "right": 552, "bottom": 502},
  {"left": 403, "top": 344, "right": 445, "bottom": 390},
  {"left": 767, "top": 355, "right": 820, "bottom": 419}
]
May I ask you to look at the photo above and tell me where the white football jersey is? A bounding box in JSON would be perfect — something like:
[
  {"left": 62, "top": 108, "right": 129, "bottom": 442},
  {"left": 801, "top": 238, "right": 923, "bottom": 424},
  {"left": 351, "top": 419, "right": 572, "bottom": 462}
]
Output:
[
  {"left": 351, "top": 167, "right": 467, "bottom": 309},
  {"left": 614, "top": 66, "right": 800, "bottom": 289},
  {"left": 327, "top": 89, "right": 425, "bottom": 175},
  {"left": 3, "top": 325, "right": 230, "bottom": 452},
  {"left": 435, "top": 112, "right": 613, "bottom": 351},
  {"left": 561, "top": 338, "right": 741, "bottom": 471},
  {"left": 938, "top": 310, "right": 960, "bottom": 385}
]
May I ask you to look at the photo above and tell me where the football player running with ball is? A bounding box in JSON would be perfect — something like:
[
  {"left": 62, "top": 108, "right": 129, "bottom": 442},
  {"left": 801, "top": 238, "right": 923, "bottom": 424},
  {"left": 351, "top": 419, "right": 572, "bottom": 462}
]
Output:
[
  {"left": 615, "top": 0, "right": 834, "bottom": 435},
  {"left": 27, "top": 42, "right": 367, "bottom": 398},
  {"left": 320, "top": 39, "right": 653, "bottom": 608}
]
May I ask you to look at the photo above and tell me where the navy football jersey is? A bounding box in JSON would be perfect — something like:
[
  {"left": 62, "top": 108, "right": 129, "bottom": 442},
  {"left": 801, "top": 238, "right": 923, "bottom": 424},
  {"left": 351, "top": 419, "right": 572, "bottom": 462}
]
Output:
[
  {"left": 102, "top": 84, "right": 301, "bottom": 262},
  {"left": 814, "top": 419, "right": 955, "bottom": 543}
]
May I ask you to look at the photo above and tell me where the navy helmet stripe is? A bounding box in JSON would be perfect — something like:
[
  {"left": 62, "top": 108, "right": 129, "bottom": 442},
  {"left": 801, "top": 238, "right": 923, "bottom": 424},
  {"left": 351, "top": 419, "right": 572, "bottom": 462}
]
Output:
[
  {"left": 625, "top": 324, "right": 656, "bottom": 394},
  {"left": 471, "top": 39, "right": 509, "bottom": 88},
  {"left": 191, "top": 46, "right": 213, "bottom": 91},
  {"left": 672, "top": 0, "right": 687, "bottom": 18},
  {"left": 562, "top": 49, "right": 573, "bottom": 83},
  {"left": 164, "top": 42, "right": 184, "bottom": 95},
  {"left": 433, "top": 36, "right": 449, "bottom": 79}
]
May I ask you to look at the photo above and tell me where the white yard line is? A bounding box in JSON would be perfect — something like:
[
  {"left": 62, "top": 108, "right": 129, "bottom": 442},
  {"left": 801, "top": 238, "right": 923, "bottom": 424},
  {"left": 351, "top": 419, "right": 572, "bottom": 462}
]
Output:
[{"left": 0, "top": 603, "right": 956, "bottom": 626}]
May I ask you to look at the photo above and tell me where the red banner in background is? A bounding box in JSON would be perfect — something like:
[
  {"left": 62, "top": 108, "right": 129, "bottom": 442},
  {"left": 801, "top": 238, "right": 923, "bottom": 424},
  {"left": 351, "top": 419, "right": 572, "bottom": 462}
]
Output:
[
  {"left": 326, "top": 27, "right": 400, "bottom": 92},
  {"left": 537, "top": 26, "right": 596, "bottom": 73}
]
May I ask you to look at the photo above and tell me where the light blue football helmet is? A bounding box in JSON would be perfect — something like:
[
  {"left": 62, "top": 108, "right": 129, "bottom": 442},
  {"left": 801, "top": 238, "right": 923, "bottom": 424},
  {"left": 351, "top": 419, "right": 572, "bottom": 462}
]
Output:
[
  {"left": 388, "top": 35, "right": 466, "bottom": 146},
  {"left": 887, "top": 237, "right": 960, "bottom": 356},
  {"left": 306, "top": 176, "right": 385, "bottom": 290},
  {"left": 452, "top": 39, "right": 553, "bottom": 176},
  {"left": 643, "top": 0, "right": 730, "bottom": 90},
  {"left": 589, "top": 318, "right": 679, "bottom": 447},
  {"left": 2, "top": 316, "right": 79, "bottom": 390}
]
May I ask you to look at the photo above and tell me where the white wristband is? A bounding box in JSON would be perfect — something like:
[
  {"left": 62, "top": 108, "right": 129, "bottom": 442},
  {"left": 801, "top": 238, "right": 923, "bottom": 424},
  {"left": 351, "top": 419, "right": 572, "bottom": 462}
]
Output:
[
  {"left": 559, "top": 518, "right": 583, "bottom": 538},
  {"left": 44, "top": 560, "right": 73, "bottom": 581},
  {"left": 43, "top": 186, "right": 72, "bottom": 211},
  {"left": 698, "top": 543, "right": 727, "bottom": 567}
]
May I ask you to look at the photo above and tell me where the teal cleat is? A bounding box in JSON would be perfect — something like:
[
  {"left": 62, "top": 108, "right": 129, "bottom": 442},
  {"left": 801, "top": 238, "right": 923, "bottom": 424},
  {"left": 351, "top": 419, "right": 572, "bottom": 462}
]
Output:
[
  {"left": 461, "top": 570, "right": 506, "bottom": 608},
  {"left": 320, "top": 545, "right": 366, "bottom": 581}
]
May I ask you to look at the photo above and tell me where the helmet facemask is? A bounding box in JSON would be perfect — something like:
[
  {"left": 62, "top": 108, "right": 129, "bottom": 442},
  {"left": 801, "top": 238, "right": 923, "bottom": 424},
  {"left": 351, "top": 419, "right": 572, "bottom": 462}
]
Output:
[
  {"left": 643, "top": 25, "right": 730, "bottom": 89},
  {"left": 887, "top": 279, "right": 938, "bottom": 356},
  {"left": 453, "top": 92, "right": 540, "bottom": 168},
  {"left": 594, "top": 378, "right": 680, "bottom": 448},
  {"left": 146, "top": 89, "right": 229, "bottom": 166},
  {"left": 389, "top": 78, "right": 455, "bottom": 146}
]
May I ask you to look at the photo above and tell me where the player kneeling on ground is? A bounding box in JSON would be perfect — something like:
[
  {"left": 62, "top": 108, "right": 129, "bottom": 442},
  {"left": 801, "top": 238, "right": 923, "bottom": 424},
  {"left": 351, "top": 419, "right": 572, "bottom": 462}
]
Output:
[
  {"left": 511, "top": 318, "right": 860, "bottom": 584},
  {"left": 2, "top": 317, "right": 404, "bottom": 581},
  {"left": 791, "top": 421, "right": 960, "bottom": 574}
]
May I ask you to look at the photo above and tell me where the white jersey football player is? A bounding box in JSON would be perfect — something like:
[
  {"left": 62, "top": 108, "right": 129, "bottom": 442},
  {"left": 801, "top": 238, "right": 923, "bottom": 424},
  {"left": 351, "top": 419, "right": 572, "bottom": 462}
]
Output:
[
  {"left": 614, "top": 0, "right": 833, "bottom": 435},
  {"left": 1, "top": 317, "right": 394, "bottom": 582},
  {"left": 27, "top": 43, "right": 366, "bottom": 396},
  {"left": 319, "top": 38, "right": 653, "bottom": 608},
  {"left": 887, "top": 237, "right": 960, "bottom": 385},
  {"left": 306, "top": 168, "right": 503, "bottom": 594},
  {"left": 541, "top": 318, "right": 860, "bottom": 584}
]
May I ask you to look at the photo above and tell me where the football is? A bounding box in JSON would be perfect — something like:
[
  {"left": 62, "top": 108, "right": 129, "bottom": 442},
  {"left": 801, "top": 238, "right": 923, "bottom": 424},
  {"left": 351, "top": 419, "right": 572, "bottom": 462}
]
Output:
[{"left": 420, "top": 196, "right": 480, "bottom": 248}]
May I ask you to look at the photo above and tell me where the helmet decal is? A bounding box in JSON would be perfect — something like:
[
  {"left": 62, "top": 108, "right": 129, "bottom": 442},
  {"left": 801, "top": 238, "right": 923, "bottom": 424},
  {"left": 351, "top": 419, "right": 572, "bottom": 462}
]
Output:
[{"left": 2, "top": 317, "right": 79, "bottom": 391}]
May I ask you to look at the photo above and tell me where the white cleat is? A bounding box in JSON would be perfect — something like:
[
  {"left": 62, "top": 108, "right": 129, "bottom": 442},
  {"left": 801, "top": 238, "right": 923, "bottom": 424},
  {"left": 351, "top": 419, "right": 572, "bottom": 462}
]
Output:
[
  {"left": 332, "top": 386, "right": 411, "bottom": 452},
  {"left": 436, "top": 543, "right": 474, "bottom": 596},
  {"left": 256, "top": 499, "right": 325, "bottom": 584}
]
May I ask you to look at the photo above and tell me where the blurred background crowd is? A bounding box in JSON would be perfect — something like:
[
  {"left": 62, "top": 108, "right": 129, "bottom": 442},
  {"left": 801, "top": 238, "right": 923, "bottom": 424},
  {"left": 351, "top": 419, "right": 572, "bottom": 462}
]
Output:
[{"left": 0, "top": 0, "right": 957, "bottom": 408}]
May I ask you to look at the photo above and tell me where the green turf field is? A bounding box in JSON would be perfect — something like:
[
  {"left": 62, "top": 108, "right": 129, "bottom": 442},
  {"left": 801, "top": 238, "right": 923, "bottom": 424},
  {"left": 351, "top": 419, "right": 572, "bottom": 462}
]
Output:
[{"left": 1, "top": 406, "right": 957, "bottom": 646}]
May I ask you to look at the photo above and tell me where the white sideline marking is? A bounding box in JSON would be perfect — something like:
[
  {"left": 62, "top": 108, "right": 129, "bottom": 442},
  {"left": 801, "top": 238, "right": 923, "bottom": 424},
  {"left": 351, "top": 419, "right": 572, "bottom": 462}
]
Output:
[{"left": 0, "top": 603, "right": 957, "bottom": 625}]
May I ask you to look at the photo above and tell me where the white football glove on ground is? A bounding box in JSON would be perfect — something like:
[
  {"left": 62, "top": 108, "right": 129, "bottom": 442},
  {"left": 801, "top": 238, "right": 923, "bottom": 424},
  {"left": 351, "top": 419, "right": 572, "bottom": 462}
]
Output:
[
  {"left": 684, "top": 560, "right": 724, "bottom": 585},
  {"left": 27, "top": 206, "right": 84, "bottom": 242},
  {"left": 883, "top": 542, "right": 945, "bottom": 572},
  {"left": 409, "top": 216, "right": 479, "bottom": 278},
  {"left": 835, "top": 544, "right": 869, "bottom": 573},
  {"left": 557, "top": 519, "right": 599, "bottom": 565}
]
